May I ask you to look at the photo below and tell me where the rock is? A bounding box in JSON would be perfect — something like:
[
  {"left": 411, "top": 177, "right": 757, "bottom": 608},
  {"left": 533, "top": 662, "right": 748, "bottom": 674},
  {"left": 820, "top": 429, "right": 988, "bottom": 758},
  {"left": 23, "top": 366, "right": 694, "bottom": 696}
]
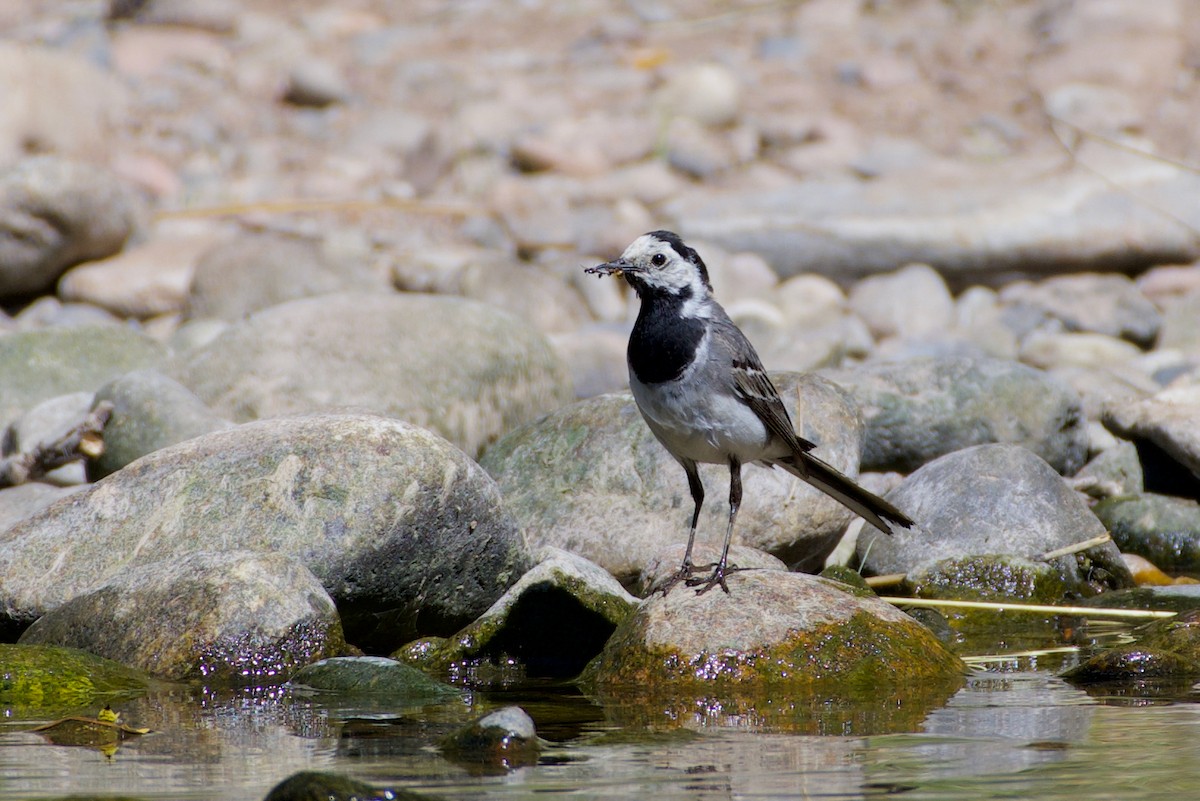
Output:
[
  {"left": 856, "top": 444, "right": 1133, "bottom": 594},
  {"left": 847, "top": 263, "right": 955, "bottom": 341},
  {"left": 587, "top": 571, "right": 963, "bottom": 692},
  {"left": 264, "top": 771, "right": 420, "bottom": 801},
  {"left": 1156, "top": 288, "right": 1200, "bottom": 352},
  {"left": 0, "top": 483, "right": 85, "bottom": 533},
  {"left": 638, "top": 543, "right": 786, "bottom": 597},
  {"left": 482, "top": 373, "right": 870, "bottom": 581},
  {"left": 909, "top": 555, "right": 1072, "bottom": 612},
  {"left": 1093, "top": 493, "right": 1200, "bottom": 574},
  {"left": 0, "top": 643, "right": 149, "bottom": 711},
  {"left": 1122, "top": 553, "right": 1175, "bottom": 587},
  {"left": 0, "top": 325, "right": 166, "bottom": 430},
  {"left": 18, "top": 550, "right": 344, "bottom": 682},
  {"left": 665, "top": 157, "right": 1200, "bottom": 288},
  {"left": 398, "top": 548, "right": 638, "bottom": 678},
  {"left": 1104, "top": 384, "right": 1200, "bottom": 496},
  {"left": 57, "top": 233, "right": 213, "bottom": 319},
  {"left": 0, "top": 157, "right": 141, "bottom": 298},
  {"left": 288, "top": 656, "right": 460, "bottom": 701},
  {"left": 440, "top": 706, "right": 539, "bottom": 770},
  {"left": 1063, "top": 610, "right": 1200, "bottom": 684},
  {"left": 2, "top": 392, "right": 94, "bottom": 485},
  {"left": 822, "top": 356, "right": 1088, "bottom": 475},
  {"left": 170, "top": 292, "right": 572, "bottom": 457},
  {"left": 656, "top": 62, "right": 741, "bottom": 127},
  {"left": 548, "top": 327, "right": 628, "bottom": 399},
  {"left": 0, "top": 44, "right": 129, "bottom": 166},
  {"left": 89, "top": 368, "right": 233, "bottom": 478},
  {"left": 0, "top": 413, "right": 533, "bottom": 651},
  {"left": 1019, "top": 331, "right": 1144, "bottom": 371},
  {"left": 186, "top": 231, "right": 383, "bottom": 321},
  {"left": 664, "top": 116, "right": 739, "bottom": 179},
  {"left": 12, "top": 297, "right": 122, "bottom": 330},
  {"left": 999, "top": 273, "right": 1161, "bottom": 348},
  {"left": 282, "top": 59, "right": 351, "bottom": 107},
  {"left": 1070, "top": 439, "right": 1144, "bottom": 500},
  {"left": 455, "top": 256, "right": 592, "bottom": 335},
  {"left": 1078, "top": 584, "right": 1200, "bottom": 615}
]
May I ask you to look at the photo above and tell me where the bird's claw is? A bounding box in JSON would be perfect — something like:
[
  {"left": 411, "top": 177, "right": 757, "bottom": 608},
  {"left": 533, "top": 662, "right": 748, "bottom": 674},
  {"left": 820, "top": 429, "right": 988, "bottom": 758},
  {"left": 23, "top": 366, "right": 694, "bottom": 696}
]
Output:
[{"left": 686, "top": 564, "right": 741, "bottom": 595}]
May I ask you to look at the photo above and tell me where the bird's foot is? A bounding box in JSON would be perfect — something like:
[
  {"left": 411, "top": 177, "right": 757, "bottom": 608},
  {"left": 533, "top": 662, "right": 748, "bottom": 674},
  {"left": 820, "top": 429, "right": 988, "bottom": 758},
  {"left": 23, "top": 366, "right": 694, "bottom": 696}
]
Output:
[
  {"left": 686, "top": 563, "right": 743, "bottom": 595},
  {"left": 654, "top": 562, "right": 696, "bottom": 596}
]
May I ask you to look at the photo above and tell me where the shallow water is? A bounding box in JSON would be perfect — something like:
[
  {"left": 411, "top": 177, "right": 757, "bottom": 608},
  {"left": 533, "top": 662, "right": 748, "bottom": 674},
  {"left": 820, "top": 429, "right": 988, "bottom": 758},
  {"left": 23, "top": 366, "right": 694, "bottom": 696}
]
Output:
[{"left": 3, "top": 624, "right": 1200, "bottom": 800}]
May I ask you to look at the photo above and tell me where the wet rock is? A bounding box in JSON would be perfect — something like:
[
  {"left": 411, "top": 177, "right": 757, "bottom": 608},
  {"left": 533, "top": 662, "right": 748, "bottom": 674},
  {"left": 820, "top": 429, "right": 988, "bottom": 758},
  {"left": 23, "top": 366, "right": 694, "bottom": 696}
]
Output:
[
  {"left": 0, "top": 413, "right": 533, "bottom": 650},
  {"left": 1093, "top": 493, "right": 1200, "bottom": 574},
  {"left": 999, "top": 273, "right": 1162, "bottom": 348},
  {"left": 587, "top": 570, "right": 963, "bottom": 692},
  {"left": 89, "top": 368, "right": 233, "bottom": 478},
  {"left": 2, "top": 392, "right": 94, "bottom": 485},
  {"left": 1104, "top": 384, "right": 1200, "bottom": 497},
  {"left": 908, "top": 555, "right": 1072, "bottom": 627},
  {"left": 398, "top": 548, "right": 637, "bottom": 678},
  {"left": 482, "top": 373, "right": 870, "bottom": 581},
  {"left": 1078, "top": 584, "right": 1200, "bottom": 615},
  {"left": 0, "top": 643, "right": 149, "bottom": 711},
  {"left": 288, "top": 656, "right": 460, "bottom": 702},
  {"left": 847, "top": 263, "right": 955, "bottom": 341},
  {"left": 1121, "top": 553, "right": 1176, "bottom": 587},
  {"left": 856, "top": 444, "right": 1133, "bottom": 594},
  {"left": 1063, "top": 610, "right": 1200, "bottom": 683},
  {"left": 0, "top": 45, "right": 129, "bottom": 165},
  {"left": 171, "top": 292, "right": 572, "bottom": 457},
  {"left": 440, "top": 706, "right": 540, "bottom": 771},
  {"left": 0, "top": 325, "right": 166, "bottom": 429},
  {"left": 264, "top": 770, "right": 420, "bottom": 801},
  {"left": 19, "top": 550, "right": 344, "bottom": 682},
  {"left": 186, "top": 231, "right": 383, "bottom": 321},
  {"left": 0, "top": 157, "right": 141, "bottom": 298},
  {"left": 822, "top": 356, "right": 1088, "bottom": 475},
  {"left": 0, "top": 483, "right": 85, "bottom": 533}
]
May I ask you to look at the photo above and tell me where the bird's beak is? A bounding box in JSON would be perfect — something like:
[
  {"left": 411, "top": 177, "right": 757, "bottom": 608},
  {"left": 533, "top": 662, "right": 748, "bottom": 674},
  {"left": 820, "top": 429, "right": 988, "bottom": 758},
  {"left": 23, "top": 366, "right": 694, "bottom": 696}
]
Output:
[{"left": 585, "top": 258, "right": 634, "bottom": 278}]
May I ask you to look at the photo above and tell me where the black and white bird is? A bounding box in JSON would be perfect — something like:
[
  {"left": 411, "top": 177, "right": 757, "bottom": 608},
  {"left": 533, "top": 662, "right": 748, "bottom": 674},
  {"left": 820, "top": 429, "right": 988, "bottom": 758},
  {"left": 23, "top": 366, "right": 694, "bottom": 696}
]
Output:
[{"left": 586, "top": 230, "right": 913, "bottom": 595}]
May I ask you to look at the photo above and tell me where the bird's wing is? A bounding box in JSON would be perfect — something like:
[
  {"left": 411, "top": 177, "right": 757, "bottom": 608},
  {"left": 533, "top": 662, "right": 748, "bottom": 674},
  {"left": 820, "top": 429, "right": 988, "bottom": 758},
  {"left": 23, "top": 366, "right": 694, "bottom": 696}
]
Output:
[{"left": 710, "top": 315, "right": 817, "bottom": 454}]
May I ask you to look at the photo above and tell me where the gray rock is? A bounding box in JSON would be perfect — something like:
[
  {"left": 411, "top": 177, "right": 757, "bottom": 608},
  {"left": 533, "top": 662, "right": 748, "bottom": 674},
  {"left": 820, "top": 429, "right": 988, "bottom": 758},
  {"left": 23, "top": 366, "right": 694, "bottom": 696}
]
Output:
[
  {"left": 18, "top": 550, "right": 344, "bottom": 682},
  {"left": 999, "top": 273, "right": 1162, "bottom": 348},
  {"left": 847, "top": 263, "right": 955, "bottom": 341},
  {"left": 665, "top": 158, "right": 1200, "bottom": 288},
  {"left": 482, "top": 373, "right": 869, "bottom": 581},
  {"left": 400, "top": 547, "right": 638, "bottom": 678},
  {"left": 440, "top": 705, "right": 539, "bottom": 768},
  {"left": 637, "top": 543, "right": 786, "bottom": 597},
  {"left": 2, "top": 392, "right": 94, "bottom": 485},
  {"left": 186, "top": 231, "right": 383, "bottom": 321},
  {"left": 822, "top": 356, "right": 1088, "bottom": 475},
  {"left": 1070, "top": 439, "right": 1144, "bottom": 500},
  {"left": 655, "top": 63, "right": 741, "bottom": 127},
  {"left": 12, "top": 296, "right": 122, "bottom": 330},
  {"left": 0, "top": 413, "right": 533, "bottom": 650},
  {"left": 856, "top": 444, "right": 1132, "bottom": 592},
  {"left": 1157, "top": 288, "right": 1200, "bottom": 352},
  {"left": 171, "top": 292, "right": 572, "bottom": 457},
  {"left": 264, "top": 771, "right": 413, "bottom": 801},
  {"left": 1019, "top": 331, "right": 1144, "bottom": 371},
  {"left": 1104, "top": 384, "right": 1200, "bottom": 491},
  {"left": 0, "top": 325, "right": 166, "bottom": 430},
  {"left": 282, "top": 59, "right": 351, "bottom": 108},
  {"left": 0, "top": 482, "right": 85, "bottom": 533},
  {"left": 0, "top": 157, "right": 140, "bottom": 298},
  {"left": 90, "top": 369, "right": 234, "bottom": 478},
  {"left": 1093, "top": 493, "right": 1200, "bottom": 574},
  {"left": 288, "top": 656, "right": 460, "bottom": 701}
]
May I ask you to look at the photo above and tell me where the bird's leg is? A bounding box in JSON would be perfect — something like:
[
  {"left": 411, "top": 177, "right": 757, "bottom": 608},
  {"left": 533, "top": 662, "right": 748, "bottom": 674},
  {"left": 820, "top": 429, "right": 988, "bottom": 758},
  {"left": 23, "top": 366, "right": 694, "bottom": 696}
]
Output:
[
  {"left": 689, "top": 456, "right": 742, "bottom": 595},
  {"left": 655, "top": 461, "right": 704, "bottom": 596}
]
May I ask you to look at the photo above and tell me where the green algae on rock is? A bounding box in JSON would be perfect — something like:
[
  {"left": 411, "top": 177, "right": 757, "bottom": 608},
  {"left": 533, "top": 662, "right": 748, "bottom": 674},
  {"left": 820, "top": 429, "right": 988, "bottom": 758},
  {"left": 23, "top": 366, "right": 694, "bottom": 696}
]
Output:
[
  {"left": 1063, "top": 609, "right": 1200, "bottom": 684},
  {"left": 586, "top": 571, "right": 963, "bottom": 693},
  {"left": 0, "top": 643, "right": 150, "bottom": 713},
  {"left": 287, "top": 656, "right": 461, "bottom": 702}
]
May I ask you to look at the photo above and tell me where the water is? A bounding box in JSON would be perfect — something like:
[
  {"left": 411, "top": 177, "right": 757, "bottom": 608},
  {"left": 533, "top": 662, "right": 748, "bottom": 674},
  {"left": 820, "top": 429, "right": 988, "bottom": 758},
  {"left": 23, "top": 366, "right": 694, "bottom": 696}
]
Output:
[{"left": 3, "top": 627, "right": 1200, "bottom": 800}]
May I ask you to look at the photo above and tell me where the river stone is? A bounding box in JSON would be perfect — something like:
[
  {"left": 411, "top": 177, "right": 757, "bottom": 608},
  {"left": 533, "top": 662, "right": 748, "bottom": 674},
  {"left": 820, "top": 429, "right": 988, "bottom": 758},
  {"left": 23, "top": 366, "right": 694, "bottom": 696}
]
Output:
[
  {"left": 1093, "top": 493, "right": 1200, "bottom": 574},
  {"left": 1104, "top": 384, "right": 1200, "bottom": 496},
  {"left": 847, "top": 263, "right": 955, "bottom": 341},
  {"left": 2, "top": 392, "right": 94, "bottom": 485},
  {"left": 18, "top": 550, "right": 344, "bottom": 682},
  {"left": 0, "top": 483, "right": 85, "bottom": 533},
  {"left": 0, "top": 325, "right": 167, "bottom": 430},
  {"left": 821, "top": 356, "right": 1088, "bottom": 475},
  {"left": 185, "top": 231, "right": 384, "bottom": 321},
  {"left": 588, "top": 570, "right": 963, "bottom": 691},
  {"left": 264, "top": 771, "right": 419, "bottom": 801},
  {"left": 440, "top": 705, "right": 540, "bottom": 769},
  {"left": 856, "top": 443, "right": 1133, "bottom": 592},
  {"left": 999, "top": 273, "right": 1162, "bottom": 348},
  {"left": 398, "top": 547, "right": 638, "bottom": 678},
  {"left": 0, "top": 413, "right": 533, "bottom": 650},
  {"left": 170, "top": 292, "right": 572, "bottom": 457},
  {"left": 481, "top": 373, "right": 869, "bottom": 581},
  {"left": 1062, "top": 610, "right": 1200, "bottom": 684},
  {"left": 90, "top": 368, "right": 234, "bottom": 478},
  {"left": 0, "top": 643, "right": 149, "bottom": 712},
  {"left": 0, "top": 157, "right": 141, "bottom": 298},
  {"left": 288, "top": 656, "right": 460, "bottom": 701}
]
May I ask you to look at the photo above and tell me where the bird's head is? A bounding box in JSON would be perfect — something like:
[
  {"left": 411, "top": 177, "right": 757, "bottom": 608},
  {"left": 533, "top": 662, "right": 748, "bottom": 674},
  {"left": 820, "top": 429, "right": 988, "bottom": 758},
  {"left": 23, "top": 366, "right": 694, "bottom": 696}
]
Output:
[{"left": 586, "top": 230, "right": 713, "bottom": 300}]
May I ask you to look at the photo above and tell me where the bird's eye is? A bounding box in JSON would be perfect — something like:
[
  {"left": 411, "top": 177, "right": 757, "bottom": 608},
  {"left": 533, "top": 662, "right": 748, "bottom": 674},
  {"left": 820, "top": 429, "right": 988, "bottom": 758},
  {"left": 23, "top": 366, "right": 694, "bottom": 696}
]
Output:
[{"left": 651, "top": 253, "right": 667, "bottom": 266}]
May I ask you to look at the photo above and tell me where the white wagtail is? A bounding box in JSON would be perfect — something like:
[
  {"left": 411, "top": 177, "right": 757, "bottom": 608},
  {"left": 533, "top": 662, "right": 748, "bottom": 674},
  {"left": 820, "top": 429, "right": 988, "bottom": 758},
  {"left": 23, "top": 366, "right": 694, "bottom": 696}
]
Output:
[{"left": 586, "top": 231, "right": 914, "bottom": 595}]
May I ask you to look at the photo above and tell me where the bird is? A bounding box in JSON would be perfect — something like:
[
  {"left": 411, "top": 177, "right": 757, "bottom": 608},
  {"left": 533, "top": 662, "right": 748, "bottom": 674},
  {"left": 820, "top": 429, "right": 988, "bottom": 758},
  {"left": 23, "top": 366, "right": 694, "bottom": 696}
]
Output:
[{"left": 586, "top": 230, "right": 914, "bottom": 595}]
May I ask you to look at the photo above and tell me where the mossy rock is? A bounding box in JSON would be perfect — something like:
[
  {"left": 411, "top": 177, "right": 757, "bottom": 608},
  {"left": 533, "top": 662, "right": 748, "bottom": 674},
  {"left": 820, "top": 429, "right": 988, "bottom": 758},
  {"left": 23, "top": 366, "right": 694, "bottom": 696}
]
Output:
[
  {"left": 906, "top": 554, "right": 1073, "bottom": 632},
  {"left": 1063, "top": 609, "right": 1200, "bottom": 683},
  {"left": 1093, "top": 494, "right": 1200, "bottom": 573},
  {"left": 287, "top": 656, "right": 461, "bottom": 702},
  {"left": 0, "top": 644, "right": 150, "bottom": 714}
]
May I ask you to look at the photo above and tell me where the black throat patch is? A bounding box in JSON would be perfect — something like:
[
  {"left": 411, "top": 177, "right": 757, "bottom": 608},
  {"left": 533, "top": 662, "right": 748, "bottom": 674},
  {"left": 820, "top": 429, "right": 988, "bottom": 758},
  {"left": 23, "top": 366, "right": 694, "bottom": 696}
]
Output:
[{"left": 628, "top": 287, "right": 705, "bottom": 384}]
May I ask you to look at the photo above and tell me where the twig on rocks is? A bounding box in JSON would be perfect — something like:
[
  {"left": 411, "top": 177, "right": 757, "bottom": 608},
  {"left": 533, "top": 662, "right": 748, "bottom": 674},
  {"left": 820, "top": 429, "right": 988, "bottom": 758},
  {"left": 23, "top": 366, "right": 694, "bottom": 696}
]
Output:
[
  {"left": 0, "top": 401, "right": 113, "bottom": 488},
  {"left": 882, "top": 596, "right": 1173, "bottom": 620},
  {"left": 1039, "top": 533, "right": 1113, "bottom": 562}
]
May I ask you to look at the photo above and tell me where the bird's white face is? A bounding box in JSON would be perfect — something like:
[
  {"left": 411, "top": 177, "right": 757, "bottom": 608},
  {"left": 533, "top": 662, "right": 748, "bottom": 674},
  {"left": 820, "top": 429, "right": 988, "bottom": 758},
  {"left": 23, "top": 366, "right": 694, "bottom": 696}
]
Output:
[{"left": 592, "top": 231, "right": 713, "bottom": 300}]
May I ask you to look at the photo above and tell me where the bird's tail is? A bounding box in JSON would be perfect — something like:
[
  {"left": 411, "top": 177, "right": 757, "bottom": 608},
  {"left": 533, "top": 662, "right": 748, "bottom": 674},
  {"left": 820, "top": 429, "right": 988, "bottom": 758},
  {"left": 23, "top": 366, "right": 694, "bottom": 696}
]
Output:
[{"left": 775, "top": 452, "right": 913, "bottom": 535}]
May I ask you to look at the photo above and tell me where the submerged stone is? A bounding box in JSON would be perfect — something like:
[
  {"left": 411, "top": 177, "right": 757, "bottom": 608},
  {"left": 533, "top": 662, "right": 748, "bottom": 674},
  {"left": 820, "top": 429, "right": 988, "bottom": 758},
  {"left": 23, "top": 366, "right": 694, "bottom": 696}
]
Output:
[
  {"left": 287, "top": 656, "right": 461, "bottom": 702},
  {"left": 1063, "top": 610, "right": 1200, "bottom": 683},
  {"left": 440, "top": 705, "right": 540, "bottom": 771},
  {"left": 1093, "top": 493, "right": 1200, "bottom": 574},
  {"left": 0, "top": 643, "right": 149, "bottom": 714},
  {"left": 264, "top": 770, "right": 427, "bottom": 801}
]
